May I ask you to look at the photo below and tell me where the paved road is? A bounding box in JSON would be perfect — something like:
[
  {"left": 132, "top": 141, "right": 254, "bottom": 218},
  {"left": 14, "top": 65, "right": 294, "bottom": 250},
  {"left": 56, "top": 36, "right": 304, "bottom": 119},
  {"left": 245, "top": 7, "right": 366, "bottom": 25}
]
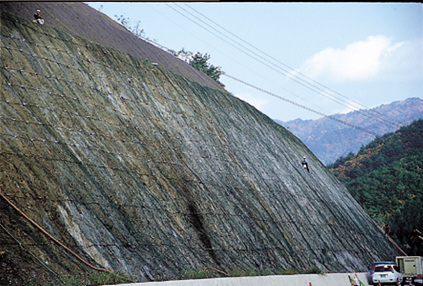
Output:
[{"left": 107, "top": 272, "right": 370, "bottom": 286}]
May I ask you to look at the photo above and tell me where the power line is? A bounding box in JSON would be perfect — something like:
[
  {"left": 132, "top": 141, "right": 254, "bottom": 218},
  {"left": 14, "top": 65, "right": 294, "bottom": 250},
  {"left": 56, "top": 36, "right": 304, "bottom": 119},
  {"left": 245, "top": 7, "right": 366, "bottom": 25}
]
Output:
[
  {"left": 181, "top": 3, "right": 402, "bottom": 127},
  {"left": 168, "top": 3, "right": 401, "bottom": 128},
  {"left": 144, "top": 5, "right": 365, "bottom": 123},
  {"left": 178, "top": 3, "right": 402, "bottom": 128},
  {"left": 119, "top": 6, "right": 378, "bottom": 136},
  {"left": 224, "top": 73, "right": 378, "bottom": 136}
]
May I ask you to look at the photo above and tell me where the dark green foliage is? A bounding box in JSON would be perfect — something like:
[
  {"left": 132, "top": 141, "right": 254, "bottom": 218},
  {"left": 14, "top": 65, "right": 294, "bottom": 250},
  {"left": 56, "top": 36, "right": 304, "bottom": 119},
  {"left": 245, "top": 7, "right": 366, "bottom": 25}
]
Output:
[
  {"left": 329, "top": 119, "right": 423, "bottom": 255},
  {"left": 189, "top": 52, "right": 223, "bottom": 82},
  {"left": 388, "top": 199, "right": 423, "bottom": 256},
  {"left": 172, "top": 49, "right": 223, "bottom": 82},
  {"left": 330, "top": 152, "right": 355, "bottom": 169}
]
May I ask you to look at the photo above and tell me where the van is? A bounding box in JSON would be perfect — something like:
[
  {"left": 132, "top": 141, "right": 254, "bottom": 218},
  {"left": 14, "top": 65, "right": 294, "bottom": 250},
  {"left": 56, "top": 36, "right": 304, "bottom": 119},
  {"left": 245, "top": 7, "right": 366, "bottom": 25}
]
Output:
[{"left": 396, "top": 256, "right": 423, "bottom": 285}]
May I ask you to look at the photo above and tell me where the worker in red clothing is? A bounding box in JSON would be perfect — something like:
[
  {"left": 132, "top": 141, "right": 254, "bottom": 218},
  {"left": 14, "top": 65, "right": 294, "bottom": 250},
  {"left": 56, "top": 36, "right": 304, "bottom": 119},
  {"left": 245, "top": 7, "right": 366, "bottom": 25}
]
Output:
[{"left": 384, "top": 224, "right": 391, "bottom": 236}]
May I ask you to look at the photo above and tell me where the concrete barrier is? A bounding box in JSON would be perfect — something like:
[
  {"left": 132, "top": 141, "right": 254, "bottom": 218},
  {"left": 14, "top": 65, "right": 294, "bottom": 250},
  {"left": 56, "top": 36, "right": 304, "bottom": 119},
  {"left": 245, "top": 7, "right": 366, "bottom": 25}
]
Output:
[{"left": 108, "top": 272, "right": 370, "bottom": 286}]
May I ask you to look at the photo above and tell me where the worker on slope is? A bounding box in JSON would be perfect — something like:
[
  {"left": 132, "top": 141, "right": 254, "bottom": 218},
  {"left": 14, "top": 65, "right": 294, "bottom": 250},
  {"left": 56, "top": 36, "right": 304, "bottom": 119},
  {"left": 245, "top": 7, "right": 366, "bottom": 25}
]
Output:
[
  {"left": 301, "top": 156, "right": 310, "bottom": 173},
  {"left": 33, "top": 9, "right": 44, "bottom": 25},
  {"left": 384, "top": 224, "right": 391, "bottom": 236}
]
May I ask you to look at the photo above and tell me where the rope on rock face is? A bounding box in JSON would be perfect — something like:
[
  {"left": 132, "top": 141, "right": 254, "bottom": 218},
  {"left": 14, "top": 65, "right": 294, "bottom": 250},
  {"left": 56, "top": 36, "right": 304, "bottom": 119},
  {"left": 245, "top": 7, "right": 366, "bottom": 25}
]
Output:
[
  {"left": 374, "top": 222, "right": 408, "bottom": 256},
  {"left": 385, "top": 232, "right": 408, "bottom": 256},
  {"left": 1, "top": 188, "right": 226, "bottom": 282},
  {"left": 207, "top": 266, "right": 229, "bottom": 276},
  {"left": 0, "top": 189, "right": 110, "bottom": 273}
]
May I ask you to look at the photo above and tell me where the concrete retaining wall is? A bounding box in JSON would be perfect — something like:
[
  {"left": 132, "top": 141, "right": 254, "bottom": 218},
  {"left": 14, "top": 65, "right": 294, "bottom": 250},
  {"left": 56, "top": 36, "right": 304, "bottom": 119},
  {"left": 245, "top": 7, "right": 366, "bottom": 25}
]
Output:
[{"left": 109, "top": 272, "right": 370, "bottom": 286}]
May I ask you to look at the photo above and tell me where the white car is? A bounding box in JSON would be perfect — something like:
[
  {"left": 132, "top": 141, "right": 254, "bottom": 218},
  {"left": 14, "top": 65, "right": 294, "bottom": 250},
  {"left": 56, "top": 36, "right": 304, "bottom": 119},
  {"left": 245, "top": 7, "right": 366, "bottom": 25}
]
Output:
[{"left": 372, "top": 263, "right": 403, "bottom": 285}]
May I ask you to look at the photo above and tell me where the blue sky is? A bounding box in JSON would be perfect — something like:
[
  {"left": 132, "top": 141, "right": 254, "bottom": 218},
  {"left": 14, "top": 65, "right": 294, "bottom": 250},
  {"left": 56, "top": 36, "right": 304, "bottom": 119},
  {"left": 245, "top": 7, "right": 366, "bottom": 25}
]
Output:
[{"left": 87, "top": 2, "right": 422, "bottom": 122}]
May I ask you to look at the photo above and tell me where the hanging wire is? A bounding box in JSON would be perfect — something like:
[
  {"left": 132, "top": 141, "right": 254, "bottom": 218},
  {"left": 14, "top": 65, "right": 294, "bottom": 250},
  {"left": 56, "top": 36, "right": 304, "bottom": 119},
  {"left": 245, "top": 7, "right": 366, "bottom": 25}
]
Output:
[
  {"left": 166, "top": 3, "right": 402, "bottom": 129},
  {"left": 181, "top": 3, "right": 403, "bottom": 128},
  {"left": 223, "top": 73, "right": 378, "bottom": 136}
]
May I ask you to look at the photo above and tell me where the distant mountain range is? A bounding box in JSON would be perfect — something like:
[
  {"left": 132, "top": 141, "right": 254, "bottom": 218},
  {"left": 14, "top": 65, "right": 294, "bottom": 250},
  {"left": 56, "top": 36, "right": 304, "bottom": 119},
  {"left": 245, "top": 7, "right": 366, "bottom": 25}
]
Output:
[{"left": 276, "top": 98, "right": 423, "bottom": 165}]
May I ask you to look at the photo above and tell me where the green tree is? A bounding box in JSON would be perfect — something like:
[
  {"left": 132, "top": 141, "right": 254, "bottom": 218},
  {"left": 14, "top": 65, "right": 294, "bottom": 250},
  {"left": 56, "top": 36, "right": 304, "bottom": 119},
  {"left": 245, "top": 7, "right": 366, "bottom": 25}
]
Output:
[{"left": 189, "top": 52, "right": 223, "bottom": 82}]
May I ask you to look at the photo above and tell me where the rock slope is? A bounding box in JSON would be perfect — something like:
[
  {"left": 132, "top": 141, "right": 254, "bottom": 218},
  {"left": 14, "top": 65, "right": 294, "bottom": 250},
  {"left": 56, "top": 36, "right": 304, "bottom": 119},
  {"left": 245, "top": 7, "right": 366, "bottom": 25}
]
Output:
[{"left": 0, "top": 3, "right": 403, "bottom": 284}]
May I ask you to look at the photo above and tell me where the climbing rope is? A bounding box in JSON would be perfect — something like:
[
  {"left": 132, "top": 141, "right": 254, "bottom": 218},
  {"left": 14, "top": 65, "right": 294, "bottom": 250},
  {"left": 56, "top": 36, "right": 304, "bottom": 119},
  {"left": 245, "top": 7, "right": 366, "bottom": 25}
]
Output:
[
  {"left": 374, "top": 222, "right": 407, "bottom": 256},
  {"left": 385, "top": 233, "right": 408, "bottom": 256},
  {"left": 0, "top": 189, "right": 110, "bottom": 273}
]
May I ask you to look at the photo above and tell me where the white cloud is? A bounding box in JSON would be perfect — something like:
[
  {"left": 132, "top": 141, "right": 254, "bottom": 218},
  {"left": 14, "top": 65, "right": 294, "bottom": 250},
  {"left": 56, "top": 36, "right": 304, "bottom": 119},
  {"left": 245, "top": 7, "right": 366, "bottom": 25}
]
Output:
[
  {"left": 380, "top": 37, "right": 423, "bottom": 80},
  {"left": 299, "top": 35, "right": 404, "bottom": 82}
]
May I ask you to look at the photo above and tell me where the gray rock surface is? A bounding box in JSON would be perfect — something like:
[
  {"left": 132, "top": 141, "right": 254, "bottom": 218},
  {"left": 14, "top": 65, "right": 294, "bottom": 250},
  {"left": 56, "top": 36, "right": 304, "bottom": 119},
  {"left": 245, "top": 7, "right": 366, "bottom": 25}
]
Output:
[{"left": 0, "top": 5, "right": 402, "bottom": 284}]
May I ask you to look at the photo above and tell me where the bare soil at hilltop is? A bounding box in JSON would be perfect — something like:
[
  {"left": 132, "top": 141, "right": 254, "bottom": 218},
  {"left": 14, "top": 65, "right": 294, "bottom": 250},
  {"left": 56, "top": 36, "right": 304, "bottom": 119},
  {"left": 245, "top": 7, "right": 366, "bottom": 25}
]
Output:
[{"left": 1, "top": 2, "right": 224, "bottom": 92}]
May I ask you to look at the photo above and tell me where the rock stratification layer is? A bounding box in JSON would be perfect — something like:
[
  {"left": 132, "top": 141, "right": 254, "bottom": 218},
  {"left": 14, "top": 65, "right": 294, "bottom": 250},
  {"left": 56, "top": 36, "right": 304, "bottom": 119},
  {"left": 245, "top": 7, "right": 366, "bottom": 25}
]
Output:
[{"left": 1, "top": 4, "right": 402, "bottom": 284}]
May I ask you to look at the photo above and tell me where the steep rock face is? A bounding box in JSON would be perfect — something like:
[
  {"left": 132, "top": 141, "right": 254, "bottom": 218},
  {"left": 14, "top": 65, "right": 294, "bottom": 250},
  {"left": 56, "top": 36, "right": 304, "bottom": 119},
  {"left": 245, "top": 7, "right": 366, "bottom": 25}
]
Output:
[{"left": 0, "top": 7, "right": 402, "bottom": 284}]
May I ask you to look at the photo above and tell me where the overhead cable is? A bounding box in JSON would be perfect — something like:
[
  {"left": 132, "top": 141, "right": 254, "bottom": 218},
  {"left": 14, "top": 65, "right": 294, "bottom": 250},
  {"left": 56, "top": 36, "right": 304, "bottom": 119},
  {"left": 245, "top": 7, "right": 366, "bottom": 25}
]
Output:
[
  {"left": 169, "top": 3, "right": 401, "bottom": 128},
  {"left": 181, "top": 3, "right": 402, "bottom": 128},
  {"left": 224, "top": 73, "right": 378, "bottom": 136},
  {"left": 116, "top": 10, "right": 378, "bottom": 136}
]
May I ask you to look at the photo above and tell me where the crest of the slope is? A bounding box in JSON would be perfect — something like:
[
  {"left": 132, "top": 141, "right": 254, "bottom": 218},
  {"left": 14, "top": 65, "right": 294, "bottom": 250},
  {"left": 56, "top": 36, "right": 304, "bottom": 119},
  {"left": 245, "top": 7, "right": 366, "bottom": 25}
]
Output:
[{"left": 0, "top": 1, "right": 225, "bottom": 92}]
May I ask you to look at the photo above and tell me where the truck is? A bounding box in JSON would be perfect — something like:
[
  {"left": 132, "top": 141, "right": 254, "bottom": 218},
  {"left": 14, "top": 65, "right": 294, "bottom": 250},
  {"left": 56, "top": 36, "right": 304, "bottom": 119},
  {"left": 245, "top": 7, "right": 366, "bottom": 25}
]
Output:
[{"left": 396, "top": 256, "right": 423, "bottom": 285}]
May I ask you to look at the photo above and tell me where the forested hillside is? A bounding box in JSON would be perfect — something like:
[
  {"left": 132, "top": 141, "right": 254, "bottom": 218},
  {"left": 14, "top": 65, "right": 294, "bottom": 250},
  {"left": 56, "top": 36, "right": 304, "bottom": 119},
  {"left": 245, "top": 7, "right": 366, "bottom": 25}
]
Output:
[{"left": 329, "top": 119, "right": 423, "bottom": 255}]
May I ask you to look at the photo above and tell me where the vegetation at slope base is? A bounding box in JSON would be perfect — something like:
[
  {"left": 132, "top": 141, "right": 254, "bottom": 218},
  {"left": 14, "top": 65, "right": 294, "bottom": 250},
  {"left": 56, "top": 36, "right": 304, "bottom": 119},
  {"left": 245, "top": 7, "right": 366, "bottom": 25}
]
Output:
[{"left": 329, "top": 119, "right": 423, "bottom": 256}]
